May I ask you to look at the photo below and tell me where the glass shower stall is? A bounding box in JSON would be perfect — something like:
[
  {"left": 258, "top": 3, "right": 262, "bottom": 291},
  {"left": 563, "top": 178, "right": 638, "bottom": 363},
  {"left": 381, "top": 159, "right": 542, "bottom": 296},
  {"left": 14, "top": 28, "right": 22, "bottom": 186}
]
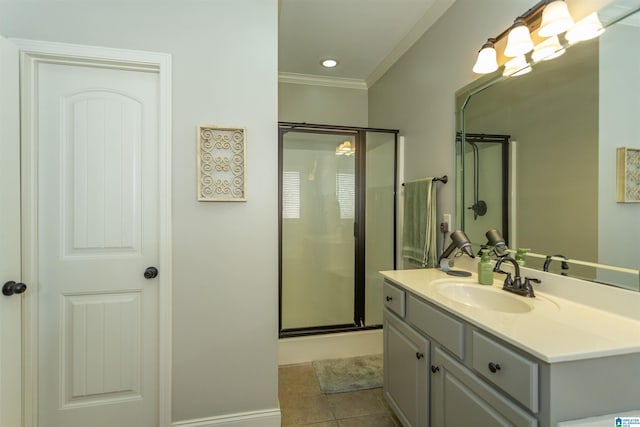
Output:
[{"left": 278, "top": 123, "right": 397, "bottom": 337}]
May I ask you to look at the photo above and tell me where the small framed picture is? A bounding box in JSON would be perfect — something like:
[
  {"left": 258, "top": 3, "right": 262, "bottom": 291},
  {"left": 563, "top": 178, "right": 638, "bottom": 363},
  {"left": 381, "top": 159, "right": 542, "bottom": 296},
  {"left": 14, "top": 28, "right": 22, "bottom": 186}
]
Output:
[
  {"left": 197, "top": 126, "right": 246, "bottom": 202},
  {"left": 616, "top": 147, "right": 640, "bottom": 203}
]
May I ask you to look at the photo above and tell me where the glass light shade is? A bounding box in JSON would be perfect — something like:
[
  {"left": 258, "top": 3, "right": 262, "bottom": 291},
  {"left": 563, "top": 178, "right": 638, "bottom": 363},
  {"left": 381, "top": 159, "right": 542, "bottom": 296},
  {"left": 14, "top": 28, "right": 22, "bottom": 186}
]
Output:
[
  {"left": 503, "top": 55, "right": 531, "bottom": 77},
  {"left": 336, "top": 141, "right": 354, "bottom": 156},
  {"left": 565, "top": 13, "right": 604, "bottom": 44},
  {"left": 532, "top": 36, "right": 565, "bottom": 62},
  {"left": 504, "top": 21, "right": 534, "bottom": 57},
  {"left": 472, "top": 43, "right": 498, "bottom": 74},
  {"left": 539, "top": 1, "right": 574, "bottom": 37}
]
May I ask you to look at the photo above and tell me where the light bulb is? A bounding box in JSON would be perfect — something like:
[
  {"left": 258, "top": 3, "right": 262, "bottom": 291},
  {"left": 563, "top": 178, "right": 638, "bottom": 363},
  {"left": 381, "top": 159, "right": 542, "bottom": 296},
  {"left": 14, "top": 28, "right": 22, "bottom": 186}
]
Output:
[
  {"left": 505, "top": 20, "right": 534, "bottom": 57},
  {"left": 503, "top": 56, "right": 531, "bottom": 77},
  {"left": 321, "top": 59, "right": 338, "bottom": 68},
  {"left": 539, "top": 0, "right": 574, "bottom": 37},
  {"left": 566, "top": 13, "right": 604, "bottom": 44},
  {"left": 532, "top": 36, "right": 565, "bottom": 62},
  {"left": 472, "top": 40, "right": 498, "bottom": 74}
]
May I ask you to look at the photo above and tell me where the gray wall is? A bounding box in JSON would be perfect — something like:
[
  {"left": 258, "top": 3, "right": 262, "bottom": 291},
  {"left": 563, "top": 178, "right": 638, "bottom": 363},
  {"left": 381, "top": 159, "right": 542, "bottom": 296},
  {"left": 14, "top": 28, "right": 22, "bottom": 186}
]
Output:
[
  {"left": 368, "top": 0, "right": 534, "bottom": 238},
  {"left": 279, "top": 82, "right": 368, "bottom": 127},
  {"left": 0, "top": 0, "right": 278, "bottom": 423}
]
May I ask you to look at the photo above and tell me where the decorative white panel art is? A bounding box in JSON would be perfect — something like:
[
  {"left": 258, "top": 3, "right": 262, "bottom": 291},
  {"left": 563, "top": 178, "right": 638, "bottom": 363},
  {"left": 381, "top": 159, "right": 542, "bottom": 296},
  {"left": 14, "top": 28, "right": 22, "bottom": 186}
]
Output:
[
  {"left": 61, "top": 292, "right": 142, "bottom": 408},
  {"left": 62, "top": 91, "right": 142, "bottom": 255},
  {"left": 617, "top": 147, "right": 640, "bottom": 203},
  {"left": 197, "top": 126, "right": 246, "bottom": 201}
]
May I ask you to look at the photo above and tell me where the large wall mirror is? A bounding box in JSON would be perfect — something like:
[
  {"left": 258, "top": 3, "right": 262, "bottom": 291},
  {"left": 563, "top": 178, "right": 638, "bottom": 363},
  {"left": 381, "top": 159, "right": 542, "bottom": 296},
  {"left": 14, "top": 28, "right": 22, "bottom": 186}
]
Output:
[{"left": 455, "top": 0, "right": 640, "bottom": 291}]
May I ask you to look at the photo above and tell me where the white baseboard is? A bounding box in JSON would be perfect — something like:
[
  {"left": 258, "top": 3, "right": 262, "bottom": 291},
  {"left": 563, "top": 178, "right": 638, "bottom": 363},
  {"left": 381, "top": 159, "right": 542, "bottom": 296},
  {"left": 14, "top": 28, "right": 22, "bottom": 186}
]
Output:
[
  {"left": 278, "top": 329, "right": 383, "bottom": 365},
  {"left": 172, "top": 409, "right": 281, "bottom": 427}
]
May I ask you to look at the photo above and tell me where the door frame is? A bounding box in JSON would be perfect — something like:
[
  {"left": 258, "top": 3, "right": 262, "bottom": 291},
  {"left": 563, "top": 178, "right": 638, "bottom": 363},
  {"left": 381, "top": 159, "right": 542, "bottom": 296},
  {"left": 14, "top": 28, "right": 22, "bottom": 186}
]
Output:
[
  {"left": 277, "top": 122, "right": 398, "bottom": 337},
  {"left": 13, "top": 39, "right": 173, "bottom": 427}
]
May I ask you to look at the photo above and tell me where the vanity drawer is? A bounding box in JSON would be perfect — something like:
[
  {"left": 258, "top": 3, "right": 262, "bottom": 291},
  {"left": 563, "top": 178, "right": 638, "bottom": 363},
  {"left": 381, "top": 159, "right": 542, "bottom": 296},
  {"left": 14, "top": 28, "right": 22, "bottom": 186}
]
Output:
[
  {"left": 472, "top": 331, "right": 539, "bottom": 413},
  {"left": 406, "top": 295, "right": 464, "bottom": 359},
  {"left": 383, "top": 281, "right": 405, "bottom": 317}
]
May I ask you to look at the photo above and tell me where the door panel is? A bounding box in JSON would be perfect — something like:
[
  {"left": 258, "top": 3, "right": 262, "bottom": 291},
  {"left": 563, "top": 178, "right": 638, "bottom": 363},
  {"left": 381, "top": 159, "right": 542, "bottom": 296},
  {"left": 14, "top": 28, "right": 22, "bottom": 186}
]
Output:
[
  {"left": 0, "top": 35, "right": 22, "bottom": 427},
  {"left": 37, "top": 62, "right": 159, "bottom": 427},
  {"left": 63, "top": 91, "right": 142, "bottom": 255}
]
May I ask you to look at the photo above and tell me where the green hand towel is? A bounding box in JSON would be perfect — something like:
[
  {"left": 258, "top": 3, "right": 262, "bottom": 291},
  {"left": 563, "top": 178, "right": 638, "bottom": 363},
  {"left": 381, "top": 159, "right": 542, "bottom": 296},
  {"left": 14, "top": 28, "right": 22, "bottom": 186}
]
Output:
[{"left": 402, "top": 178, "right": 438, "bottom": 268}]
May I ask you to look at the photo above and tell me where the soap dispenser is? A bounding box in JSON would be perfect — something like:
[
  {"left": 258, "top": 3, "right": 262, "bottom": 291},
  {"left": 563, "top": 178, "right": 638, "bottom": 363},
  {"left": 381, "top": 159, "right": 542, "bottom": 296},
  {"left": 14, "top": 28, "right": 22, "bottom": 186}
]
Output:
[
  {"left": 516, "top": 248, "right": 530, "bottom": 266},
  {"left": 477, "top": 249, "right": 493, "bottom": 285}
]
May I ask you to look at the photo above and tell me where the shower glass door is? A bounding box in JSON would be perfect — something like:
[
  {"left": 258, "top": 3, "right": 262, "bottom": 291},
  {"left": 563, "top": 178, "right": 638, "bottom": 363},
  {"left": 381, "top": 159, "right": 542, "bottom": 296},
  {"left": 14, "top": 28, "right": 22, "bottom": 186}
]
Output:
[{"left": 280, "top": 130, "right": 357, "bottom": 331}]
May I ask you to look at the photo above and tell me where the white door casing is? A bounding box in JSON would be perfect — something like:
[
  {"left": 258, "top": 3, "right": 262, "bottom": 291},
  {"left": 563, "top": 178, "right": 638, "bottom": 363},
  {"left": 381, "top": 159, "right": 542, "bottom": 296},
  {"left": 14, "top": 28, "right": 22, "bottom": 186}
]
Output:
[
  {"left": 0, "top": 35, "right": 22, "bottom": 427},
  {"left": 15, "top": 39, "right": 172, "bottom": 427}
]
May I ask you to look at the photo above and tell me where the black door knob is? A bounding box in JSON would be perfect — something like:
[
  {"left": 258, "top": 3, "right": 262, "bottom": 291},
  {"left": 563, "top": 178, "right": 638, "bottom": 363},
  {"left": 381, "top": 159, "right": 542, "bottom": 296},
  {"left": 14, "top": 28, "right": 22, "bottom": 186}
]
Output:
[
  {"left": 488, "top": 362, "right": 501, "bottom": 373},
  {"left": 431, "top": 365, "right": 440, "bottom": 373},
  {"left": 3, "top": 281, "right": 27, "bottom": 296},
  {"left": 144, "top": 267, "right": 159, "bottom": 279}
]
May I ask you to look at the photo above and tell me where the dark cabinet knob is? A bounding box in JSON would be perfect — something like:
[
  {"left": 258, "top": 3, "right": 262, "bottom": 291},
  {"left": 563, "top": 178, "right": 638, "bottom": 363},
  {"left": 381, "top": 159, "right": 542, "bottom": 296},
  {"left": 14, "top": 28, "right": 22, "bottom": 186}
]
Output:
[
  {"left": 416, "top": 352, "right": 424, "bottom": 360},
  {"left": 2, "top": 281, "right": 27, "bottom": 296},
  {"left": 144, "top": 267, "right": 159, "bottom": 279},
  {"left": 385, "top": 296, "right": 393, "bottom": 301},
  {"left": 488, "top": 362, "right": 501, "bottom": 373},
  {"left": 431, "top": 365, "right": 440, "bottom": 373}
]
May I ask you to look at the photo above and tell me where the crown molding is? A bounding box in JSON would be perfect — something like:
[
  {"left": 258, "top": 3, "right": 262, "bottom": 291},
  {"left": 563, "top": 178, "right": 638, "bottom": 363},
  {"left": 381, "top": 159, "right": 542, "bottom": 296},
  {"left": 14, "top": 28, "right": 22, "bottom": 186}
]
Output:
[{"left": 278, "top": 72, "right": 368, "bottom": 90}]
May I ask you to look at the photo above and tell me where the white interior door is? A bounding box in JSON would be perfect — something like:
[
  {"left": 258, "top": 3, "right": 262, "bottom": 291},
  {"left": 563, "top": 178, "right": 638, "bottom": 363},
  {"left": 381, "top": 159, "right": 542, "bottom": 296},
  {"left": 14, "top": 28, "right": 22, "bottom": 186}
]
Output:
[
  {"left": 36, "top": 60, "right": 161, "bottom": 427},
  {"left": 0, "top": 35, "right": 22, "bottom": 427}
]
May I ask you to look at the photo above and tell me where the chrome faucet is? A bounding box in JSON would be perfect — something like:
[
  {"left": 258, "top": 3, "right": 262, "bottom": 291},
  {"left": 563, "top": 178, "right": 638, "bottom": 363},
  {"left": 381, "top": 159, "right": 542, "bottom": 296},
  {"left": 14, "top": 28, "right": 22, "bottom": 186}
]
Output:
[{"left": 493, "top": 256, "right": 539, "bottom": 298}]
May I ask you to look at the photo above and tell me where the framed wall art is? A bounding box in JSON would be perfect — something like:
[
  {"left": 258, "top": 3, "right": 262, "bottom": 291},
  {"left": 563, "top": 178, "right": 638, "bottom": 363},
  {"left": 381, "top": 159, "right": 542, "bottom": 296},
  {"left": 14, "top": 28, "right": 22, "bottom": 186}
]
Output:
[
  {"left": 616, "top": 147, "right": 640, "bottom": 203},
  {"left": 197, "top": 126, "right": 246, "bottom": 201}
]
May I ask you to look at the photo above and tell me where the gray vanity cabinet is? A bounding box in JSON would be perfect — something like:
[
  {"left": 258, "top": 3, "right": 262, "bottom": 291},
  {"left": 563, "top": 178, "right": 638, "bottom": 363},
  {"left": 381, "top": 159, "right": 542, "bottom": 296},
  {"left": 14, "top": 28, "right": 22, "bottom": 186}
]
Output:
[
  {"left": 383, "top": 280, "right": 429, "bottom": 427},
  {"left": 383, "top": 310, "right": 429, "bottom": 427},
  {"left": 383, "top": 278, "right": 640, "bottom": 426},
  {"left": 431, "top": 346, "right": 537, "bottom": 427},
  {"left": 384, "top": 280, "right": 537, "bottom": 426}
]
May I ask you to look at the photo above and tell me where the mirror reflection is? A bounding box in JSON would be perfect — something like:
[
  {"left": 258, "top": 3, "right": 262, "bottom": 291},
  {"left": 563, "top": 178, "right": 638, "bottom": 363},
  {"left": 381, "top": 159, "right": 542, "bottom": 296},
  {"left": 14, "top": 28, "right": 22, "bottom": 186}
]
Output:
[{"left": 456, "top": 1, "right": 640, "bottom": 291}]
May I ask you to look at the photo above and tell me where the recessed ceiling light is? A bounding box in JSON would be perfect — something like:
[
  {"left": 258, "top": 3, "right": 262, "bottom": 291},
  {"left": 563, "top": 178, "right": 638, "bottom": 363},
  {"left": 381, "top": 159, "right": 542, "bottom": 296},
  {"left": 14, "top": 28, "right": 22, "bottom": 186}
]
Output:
[{"left": 321, "top": 59, "right": 338, "bottom": 68}]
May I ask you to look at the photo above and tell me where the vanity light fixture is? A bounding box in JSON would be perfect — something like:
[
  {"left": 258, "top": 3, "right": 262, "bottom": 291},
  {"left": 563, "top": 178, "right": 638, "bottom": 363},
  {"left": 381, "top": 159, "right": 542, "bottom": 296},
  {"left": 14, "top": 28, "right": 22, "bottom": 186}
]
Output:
[
  {"left": 335, "top": 141, "right": 355, "bottom": 156},
  {"left": 504, "top": 18, "right": 534, "bottom": 57},
  {"left": 565, "top": 12, "right": 605, "bottom": 44},
  {"left": 472, "top": 0, "right": 588, "bottom": 76},
  {"left": 531, "top": 35, "right": 565, "bottom": 62},
  {"left": 538, "top": 0, "right": 574, "bottom": 37},
  {"left": 472, "top": 39, "right": 499, "bottom": 74},
  {"left": 321, "top": 59, "right": 338, "bottom": 68}
]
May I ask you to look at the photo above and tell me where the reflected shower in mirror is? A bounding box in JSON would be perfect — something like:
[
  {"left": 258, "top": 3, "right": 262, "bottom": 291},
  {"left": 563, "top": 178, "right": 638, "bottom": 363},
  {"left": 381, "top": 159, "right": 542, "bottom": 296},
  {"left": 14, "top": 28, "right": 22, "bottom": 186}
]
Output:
[{"left": 456, "top": 0, "right": 640, "bottom": 291}]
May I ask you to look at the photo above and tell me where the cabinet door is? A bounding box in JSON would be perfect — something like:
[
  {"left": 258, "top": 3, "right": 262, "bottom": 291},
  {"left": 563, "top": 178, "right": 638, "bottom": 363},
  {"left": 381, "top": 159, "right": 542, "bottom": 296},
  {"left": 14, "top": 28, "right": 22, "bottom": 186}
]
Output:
[
  {"left": 432, "top": 347, "right": 537, "bottom": 427},
  {"left": 384, "top": 309, "right": 429, "bottom": 427}
]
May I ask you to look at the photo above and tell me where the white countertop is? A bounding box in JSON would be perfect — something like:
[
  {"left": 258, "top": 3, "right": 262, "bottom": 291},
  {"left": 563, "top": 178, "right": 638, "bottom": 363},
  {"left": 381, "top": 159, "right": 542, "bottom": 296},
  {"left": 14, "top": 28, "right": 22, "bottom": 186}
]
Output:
[{"left": 380, "top": 268, "right": 640, "bottom": 363}]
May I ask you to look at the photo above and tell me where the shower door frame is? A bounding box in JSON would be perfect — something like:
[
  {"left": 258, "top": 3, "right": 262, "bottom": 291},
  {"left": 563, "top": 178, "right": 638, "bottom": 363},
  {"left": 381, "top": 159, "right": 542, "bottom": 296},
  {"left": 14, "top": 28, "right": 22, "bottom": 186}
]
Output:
[
  {"left": 278, "top": 122, "right": 399, "bottom": 338},
  {"left": 456, "top": 132, "right": 511, "bottom": 243}
]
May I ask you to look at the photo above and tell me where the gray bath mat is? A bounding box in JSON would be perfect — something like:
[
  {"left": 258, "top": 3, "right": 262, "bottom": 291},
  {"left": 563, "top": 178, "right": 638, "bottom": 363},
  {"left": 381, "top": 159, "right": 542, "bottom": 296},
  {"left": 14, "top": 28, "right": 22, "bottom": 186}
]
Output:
[{"left": 312, "top": 354, "right": 383, "bottom": 394}]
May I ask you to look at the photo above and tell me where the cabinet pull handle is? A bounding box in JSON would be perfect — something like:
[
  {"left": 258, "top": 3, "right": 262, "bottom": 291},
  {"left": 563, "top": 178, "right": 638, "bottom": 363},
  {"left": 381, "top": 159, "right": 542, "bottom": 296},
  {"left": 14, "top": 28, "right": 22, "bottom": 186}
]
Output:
[
  {"left": 386, "top": 296, "right": 393, "bottom": 301},
  {"left": 415, "top": 352, "right": 424, "bottom": 360},
  {"left": 488, "top": 362, "right": 501, "bottom": 373},
  {"left": 431, "top": 365, "right": 440, "bottom": 373}
]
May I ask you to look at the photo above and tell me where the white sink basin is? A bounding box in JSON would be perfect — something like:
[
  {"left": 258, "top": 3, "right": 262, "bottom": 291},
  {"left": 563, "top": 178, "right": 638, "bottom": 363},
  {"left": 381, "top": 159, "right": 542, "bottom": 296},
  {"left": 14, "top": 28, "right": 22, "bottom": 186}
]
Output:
[{"left": 432, "top": 279, "right": 533, "bottom": 313}]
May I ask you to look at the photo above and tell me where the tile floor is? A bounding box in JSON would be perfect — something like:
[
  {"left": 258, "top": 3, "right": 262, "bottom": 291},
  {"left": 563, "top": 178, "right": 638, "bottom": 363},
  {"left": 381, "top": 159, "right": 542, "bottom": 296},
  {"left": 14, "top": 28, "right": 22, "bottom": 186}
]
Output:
[{"left": 278, "top": 362, "right": 401, "bottom": 427}]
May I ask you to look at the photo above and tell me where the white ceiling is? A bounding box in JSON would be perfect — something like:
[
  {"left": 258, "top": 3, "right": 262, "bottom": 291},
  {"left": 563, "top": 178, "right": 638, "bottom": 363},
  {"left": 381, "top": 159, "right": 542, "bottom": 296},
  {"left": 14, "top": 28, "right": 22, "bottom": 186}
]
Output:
[{"left": 278, "top": 0, "right": 456, "bottom": 87}]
